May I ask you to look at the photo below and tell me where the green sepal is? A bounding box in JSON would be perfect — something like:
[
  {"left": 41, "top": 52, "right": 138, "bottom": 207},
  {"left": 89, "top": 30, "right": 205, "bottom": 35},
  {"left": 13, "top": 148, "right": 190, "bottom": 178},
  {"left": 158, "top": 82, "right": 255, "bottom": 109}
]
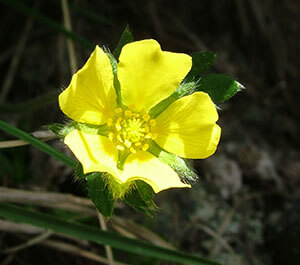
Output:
[
  {"left": 185, "top": 51, "right": 216, "bottom": 80},
  {"left": 124, "top": 180, "right": 157, "bottom": 216},
  {"left": 48, "top": 122, "right": 110, "bottom": 138},
  {"left": 74, "top": 122, "right": 110, "bottom": 136},
  {"left": 149, "top": 81, "right": 197, "bottom": 118},
  {"left": 48, "top": 122, "right": 76, "bottom": 138},
  {"left": 106, "top": 52, "right": 123, "bottom": 107},
  {"left": 196, "top": 73, "right": 244, "bottom": 103},
  {"left": 74, "top": 162, "right": 85, "bottom": 179},
  {"left": 136, "top": 180, "right": 154, "bottom": 203},
  {"left": 159, "top": 152, "right": 197, "bottom": 184},
  {"left": 48, "top": 123, "right": 66, "bottom": 136},
  {"left": 87, "top": 172, "right": 115, "bottom": 218},
  {"left": 113, "top": 25, "right": 134, "bottom": 60},
  {"left": 148, "top": 141, "right": 197, "bottom": 184}
]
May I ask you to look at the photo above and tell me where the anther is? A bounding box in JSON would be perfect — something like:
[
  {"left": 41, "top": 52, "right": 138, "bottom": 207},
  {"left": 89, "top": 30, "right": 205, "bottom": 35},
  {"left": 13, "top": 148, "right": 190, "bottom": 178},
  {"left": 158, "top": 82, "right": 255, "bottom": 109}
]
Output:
[
  {"left": 145, "top": 132, "right": 152, "bottom": 139},
  {"left": 143, "top": 113, "right": 150, "bottom": 121},
  {"left": 114, "top": 108, "right": 123, "bottom": 114},
  {"left": 142, "top": 126, "right": 149, "bottom": 133},
  {"left": 150, "top": 119, "right": 156, "bottom": 127},
  {"left": 124, "top": 110, "right": 132, "bottom": 116},
  {"left": 117, "top": 145, "right": 125, "bottom": 151},
  {"left": 151, "top": 133, "right": 158, "bottom": 140},
  {"left": 117, "top": 134, "right": 123, "bottom": 142},
  {"left": 107, "top": 118, "right": 113, "bottom": 127},
  {"left": 142, "top": 143, "right": 149, "bottom": 151},
  {"left": 108, "top": 132, "right": 114, "bottom": 141},
  {"left": 124, "top": 139, "right": 131, "bottom": 148},
  {"left": 130, "top": 147, "right": 137, "bottom": 153}
]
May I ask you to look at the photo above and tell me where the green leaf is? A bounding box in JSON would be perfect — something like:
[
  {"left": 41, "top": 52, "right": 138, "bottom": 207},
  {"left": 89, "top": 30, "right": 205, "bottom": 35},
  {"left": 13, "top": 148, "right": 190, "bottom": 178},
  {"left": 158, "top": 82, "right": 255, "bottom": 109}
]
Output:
[
  {"left": 87, "top": 173, "right": 115, "bottom": 218},
  {"left": 197, "top": 73, "right": 244, "bottom": 103},
  {"left": 0, "top": 203, "right": 222, "bottom": 265},
  {"left": 186, "top": 51, "right": 216, "bottom": 79},
  {"left": 113, "top": 25, "right": 134, "bottom": 59},
  {"left": 0, "top": 120, "right": 77, "bottom": 169}
]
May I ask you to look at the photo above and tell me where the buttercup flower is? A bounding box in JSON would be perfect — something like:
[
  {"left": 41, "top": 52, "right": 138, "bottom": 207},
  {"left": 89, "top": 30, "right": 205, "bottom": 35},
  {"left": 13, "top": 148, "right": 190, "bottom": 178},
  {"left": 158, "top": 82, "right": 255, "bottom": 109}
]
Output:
[{"left": 59, "top": 39, "right": 221, "bottom": 194}]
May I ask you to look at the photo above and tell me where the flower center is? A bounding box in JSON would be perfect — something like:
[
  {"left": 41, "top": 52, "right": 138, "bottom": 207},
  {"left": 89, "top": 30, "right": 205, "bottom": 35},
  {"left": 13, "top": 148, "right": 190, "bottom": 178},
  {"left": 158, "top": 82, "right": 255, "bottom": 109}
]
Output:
[{"left": 107, "top": 108, "right": 157, "bottom": 153}]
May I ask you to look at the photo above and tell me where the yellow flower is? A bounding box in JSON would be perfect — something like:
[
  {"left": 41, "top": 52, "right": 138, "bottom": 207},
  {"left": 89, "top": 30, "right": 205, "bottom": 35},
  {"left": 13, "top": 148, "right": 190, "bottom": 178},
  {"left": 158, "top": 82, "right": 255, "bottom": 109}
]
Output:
[{"left": 59, "top": 39, "right": 221, "bottom": 194}]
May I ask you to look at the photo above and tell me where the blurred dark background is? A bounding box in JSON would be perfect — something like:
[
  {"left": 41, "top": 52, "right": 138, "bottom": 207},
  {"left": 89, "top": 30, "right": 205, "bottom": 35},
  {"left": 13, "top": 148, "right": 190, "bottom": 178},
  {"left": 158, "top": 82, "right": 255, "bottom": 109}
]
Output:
[{"left": 0, "top": 0, "right": 299, "bottom": 264}]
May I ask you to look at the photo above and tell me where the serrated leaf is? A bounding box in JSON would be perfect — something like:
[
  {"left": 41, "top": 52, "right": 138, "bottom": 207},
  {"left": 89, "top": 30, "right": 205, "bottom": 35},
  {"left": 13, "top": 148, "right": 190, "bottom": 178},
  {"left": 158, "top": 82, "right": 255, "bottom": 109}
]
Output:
[
  {"left": 87, "top": 173, "right": 114, "bottom": 217},
  {"left": 186, "top": 51, "right": 216, "bottom": 80},
  {"left": 113, "top": 25, "right": 134, "bottom": 59},
  {"left": 197, "top": 73, "right": 244, "bottom": 103}
]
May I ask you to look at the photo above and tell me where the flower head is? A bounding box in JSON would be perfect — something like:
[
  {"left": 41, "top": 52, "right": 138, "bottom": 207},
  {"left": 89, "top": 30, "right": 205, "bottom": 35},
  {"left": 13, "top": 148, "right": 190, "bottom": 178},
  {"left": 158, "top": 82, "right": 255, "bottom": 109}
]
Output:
[{"left": 59, "top": 39, "right": 221, "bottom": 194}]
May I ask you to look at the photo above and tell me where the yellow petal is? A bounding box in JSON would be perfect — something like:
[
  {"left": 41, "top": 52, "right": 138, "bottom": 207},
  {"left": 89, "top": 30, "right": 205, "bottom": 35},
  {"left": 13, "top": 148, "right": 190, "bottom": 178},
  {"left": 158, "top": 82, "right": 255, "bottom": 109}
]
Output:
[
  {"left": 64, "top": 130, "right": 120, "bottom": 180},
  {"left": 59, "top": 46, "right": 116, "bottom": 125},
  {"left": 120, "top": 151, "right": 190, "bottom": 193},
  {"left": 154, "top": 92, "right": 221, "bottom": 159},
  {"left": 118, "top": 39, "right": 192, "bottom": 112}
]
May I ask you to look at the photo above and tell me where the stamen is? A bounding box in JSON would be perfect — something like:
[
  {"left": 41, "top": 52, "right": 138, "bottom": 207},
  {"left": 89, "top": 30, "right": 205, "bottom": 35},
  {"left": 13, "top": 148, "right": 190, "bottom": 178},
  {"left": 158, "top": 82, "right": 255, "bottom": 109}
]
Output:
[
  {"left": 108, "top": 108, "right": 157, "bottom": 154},
  {"left": 117, "top": 134, "right": 123, "bottom": 142},
  {"left": 142, "top": 143, "right": 149, "bottom": 151},
  {"left": 151, "top": 133, "right": 158, "bottom": 140},
  {"left": 117, "top": 145, "right": 125, "bottom": 151},
  {"left": 115, "top": 117, "right": 122, "bottom": 131},
  {"left": 141, "top": 126, "right": 149, "bottom": 133},
  {"left": 114, "top": 108, "right": 123, "bottom": 114},
  {"left": 143, "top": 113, "right": 150, "bottom": 121},
  {"left": 125, "top": 110, "right": 132, "bottom": 116},
  {"left": 150, "top": 119, "right": 156, "bottom": 127},
  {"left": 130, "top": 147, "right": 137, "bottom": 153},
  {"left": 124, "top": 139, "right": 131, "bottom": 148},
  {"left": 145, "top": 132, "right": 152, "bottom": 139},
  {"left": 108, "top": 132, "right": 114, "bottom": 141},
  {"left": 107, "top": 118, "right": 113, "bottom": 127}
]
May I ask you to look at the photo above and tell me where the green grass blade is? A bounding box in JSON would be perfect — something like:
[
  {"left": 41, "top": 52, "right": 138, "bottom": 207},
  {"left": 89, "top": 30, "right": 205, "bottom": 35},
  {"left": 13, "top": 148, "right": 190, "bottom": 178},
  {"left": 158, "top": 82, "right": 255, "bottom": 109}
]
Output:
[
  {"left": 0, "top": 203, "right": 222, "bottom": 265},
  {"left": 0, "top": 120, "right": 77, "bottom": 169},
  {"left": 0, "top": 0, "right": 94, "bottom": 51}
]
